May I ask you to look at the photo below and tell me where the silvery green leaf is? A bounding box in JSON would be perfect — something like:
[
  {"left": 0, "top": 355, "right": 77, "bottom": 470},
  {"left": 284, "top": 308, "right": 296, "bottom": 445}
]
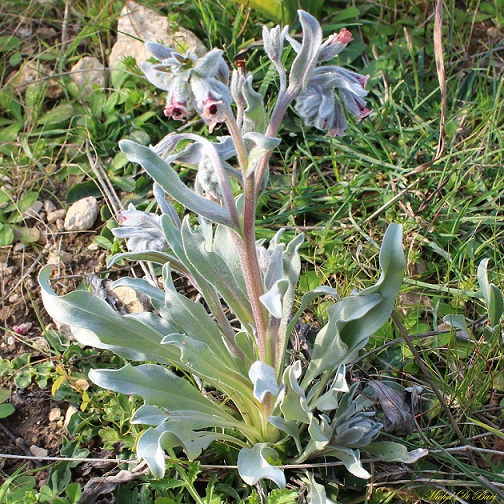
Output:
[
  {"left": 478, "top": 258, "right": 503, "bottom": 327},
  {"left": 140, "top": 61, "right": 177, "bottom": 91},
  {"left": 286, "top": 285, "right": 338, "bottom": 340},
  {"left": 303, "top": 294, "right": 381, "bottom": 384},
  {"left": 145, "top": 41, "right": 178, "bottom": 61},
  {"left": 365, "top": 441, "right": 428, "bottom": 463},
  {"left": 89, "top": 364, "right": 234, "bottom": 419},
  {"left": 242, "top": 76, "right": 266, "bottom": 134},
  {"left": 287, "top": 11, "right": 323, "bottom": 97},
  {"left": 323, "top": 447, "right": 371, "bottom": 479},
  {"left": 192, "top": 48, "right": 227, "bottom": 79},
  {"left": 136, "top": 427, "right": 168, "bottom": 478},
  {"left": 137, "top": 422, "right": 222, "bottom": 477},
  {"left": 309, "top": 364, "right": 348, "bottom": 411},
  {"left": 133, "top": 406, "right": 259, "bottom": 438},
  {"left": 235, "top": 331, "right": 257, "bottom": 369},
  {"left": 268, "top": 416, "right": 302, "bottom": 451},
  {"left": 263, "top": 24, "right": 289, "bottom": 63},
  {"left": 39, "top": 265, "right": 179, "bottom": 364},
  {"left": 237, "top": 443, "right": 286, "bottom": 488},
  {"left": 157, "top": 259, "right": 242, "bottom": 369},
  {"left": 111, "top": 277, "right": 164, "bottom": 306},
  {"left": 263, "top": 245, "right": 284, "bottom": 290},
  {"left": 249, "top": 361, "right": 279, "bottom": 402},
  {"left": 180, "top": 219, "right": 254, "bottom": 326},
  {"left": 280, "top": 361, "right": 311, "bottom": 424},
  {"left": 304, "top": 224, "right": 404, "bottom": 384},
  {"left": 161, "top": 333, "right": 251, "bottom": 396},
  {"left": 107, "top": 250, "right": 183, "bottom": 270},
  {"left": 332, "top": 415, "right": 382, "bottom": 448},
  {"left": 244, "top": 132, "right": 282, "bottom": 151},
  {"left": 120, "top": 140, "right": 236, "bottom": 229},
  {"left": 303, "top": 472, "right": 336, "bottom": 504},
  {"left": 153, "top": 182, "right": 181, "bottom": 227},
  {"left": 243, "top": 132, "right": 281, "bottom": 178},
  {"left": 131, "top": 405, "right": 168, "bottom": 426},
  {"left": 260, "top": 279, "right": 289, "bottom": 319},
  {"left": 214, "top": 224, "right": 248, "bottom": 294}
]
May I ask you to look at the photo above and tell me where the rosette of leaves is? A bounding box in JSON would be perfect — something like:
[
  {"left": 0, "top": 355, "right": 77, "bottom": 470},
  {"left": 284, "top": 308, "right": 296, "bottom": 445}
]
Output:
[{"left": 40, "top": 10, "right": 426, "bottom": 497}]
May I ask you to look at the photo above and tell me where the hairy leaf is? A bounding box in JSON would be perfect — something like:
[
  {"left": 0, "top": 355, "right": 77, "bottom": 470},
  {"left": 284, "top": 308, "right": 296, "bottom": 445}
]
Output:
[{"left": 237, "top": 443, "right": 286, "bottom": 488}]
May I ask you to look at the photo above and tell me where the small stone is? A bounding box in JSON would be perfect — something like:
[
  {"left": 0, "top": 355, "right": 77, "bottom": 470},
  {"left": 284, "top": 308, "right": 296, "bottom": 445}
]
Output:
[
  {"left": 43, "top": 200, "right": 57, "bottom": 213},
  {"left": 109, "top": 0, "right": 206, "bottom": 68},
  {"left": 56, "top": 219, "right": 65, "bottom": 230},
  {"left": 64, "top": 196, "right": 99, "bottom": 231},
  {"left": 24, "top": 277, "right": 37, "bottom": 289},
  {"left": 49, "top": 407, "right": 62, "bottom": 422},
  {"left": 23, "top": 200, "right": 43, "bottom": 219},
  {"left": 70, "top": 56, "right": 105, "bottom": 97},
  {"left": 13, "top": 242, "right": 26, "bottom": 252},
  {"left": 47, "top": 249, "right": 72, "bottom": 265},
  {"left": 47, "top": 208, "right": 66, "bottom": 223},
  {"left": 112, "top": 285, "right": 151, "bottom": 313},
  {"left": 54, "top": 320, "right": 75, "bottom": 340},
  {"left": 29, "top": 445, "right": 49, "bottom": 458},
  {"left": 8, "top": 293, "right": 20, "bottom": 303},
  {"left": 7, "top": 61, "right": 63, "bottom": 99}
]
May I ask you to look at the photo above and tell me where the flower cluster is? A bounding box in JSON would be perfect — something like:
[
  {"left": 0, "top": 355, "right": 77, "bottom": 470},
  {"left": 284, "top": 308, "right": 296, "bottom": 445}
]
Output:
[
  {"left": 141, "top": 43, "right": 232, "bottom": 131},
  {"left": 291, "top": 28, "right": 371, "bottom": 136}
]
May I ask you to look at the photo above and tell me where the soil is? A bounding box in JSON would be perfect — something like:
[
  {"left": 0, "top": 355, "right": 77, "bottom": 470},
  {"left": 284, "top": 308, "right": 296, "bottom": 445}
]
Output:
[{"left": 0, "top": 217, "right": 109, "bottom": 477}]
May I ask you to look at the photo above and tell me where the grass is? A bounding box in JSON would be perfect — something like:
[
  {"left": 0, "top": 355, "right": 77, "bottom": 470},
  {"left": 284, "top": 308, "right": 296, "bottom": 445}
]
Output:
[{"left": 1, "top": 0, "right": 503, "bottom": 501}]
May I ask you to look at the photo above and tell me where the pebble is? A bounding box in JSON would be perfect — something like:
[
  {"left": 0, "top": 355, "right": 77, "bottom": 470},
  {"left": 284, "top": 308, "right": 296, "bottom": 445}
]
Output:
[
  {"left": 29, "top": 445, "right": 49, "bottom": 458},
  {"left": 47, "top": 208, "right": 66, "bottom": 223},
  {"left": 13, "top": 242, "right": 26, "bottom": 252},
  {"left": 56, "top": 219, "right": 65, "bottom": 230},
  {"left": 43, "top": 200, "right": 57, "bottom": 213},
  {"left": 64, "top": 196, "right": 99, "bottom": 231},
  {"left": 70, "top": 56, "right": 106, "bottom": 97},
  {"left": 47, "top": 250, "right": 73, "bottom": 265},
  {"left": 9, "top": 293, "right": 20, "bottom": 303},
  {"left": 109, "top": 0, "right": 206, "bottom": 68},
  {"left": 49, "top": 407, "right": 62, "bottom": 422},
  {"left": 23, "top": 200, "right": 43, "bottom": 219}
]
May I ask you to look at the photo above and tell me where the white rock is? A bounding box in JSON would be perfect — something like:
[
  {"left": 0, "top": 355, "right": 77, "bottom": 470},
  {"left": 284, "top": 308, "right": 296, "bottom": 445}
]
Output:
[
  {"left": 70, "top": 56, "right": 106, "bottom": 97},
  {"left": 49, "top": 407, "right": 62, "bottom": 422},
  {"left": 112, "top": 285, "right": 151, "bottom": 313},
  {"left": 47, "top": 208, "right": 66, "bottom": 223},
  {"left": 109, "top": 0, "right": 206, "bottom": 69},
  {"left": 7, "top": 61, "right": 63, "bottom": 99},
  {"left": 30, "top": 445, "right": 49, "bottom": 458},
  {"left": 64, "top": 196, "right": 99, "bottom": 231},
  {"left": 43, "top": 200, "right": 57, "bottom": 213}
]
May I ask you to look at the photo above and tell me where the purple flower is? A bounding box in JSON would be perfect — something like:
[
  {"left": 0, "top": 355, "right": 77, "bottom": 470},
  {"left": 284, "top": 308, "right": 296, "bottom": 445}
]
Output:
[
  {"left": 140, "top": 43, "right": 231, "bottom": 130},
  {"left": 289, "top": 26, "right": 371, "bottom": 136}
]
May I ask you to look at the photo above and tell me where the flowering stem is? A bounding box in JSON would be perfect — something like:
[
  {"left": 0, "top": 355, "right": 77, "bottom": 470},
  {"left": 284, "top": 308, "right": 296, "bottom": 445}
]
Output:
[
  {"left": 254, "top": 92, "right": 294, "bottom": 196},
  {"left": 224, "top": 112, "right": 270, "bottom": 363}
]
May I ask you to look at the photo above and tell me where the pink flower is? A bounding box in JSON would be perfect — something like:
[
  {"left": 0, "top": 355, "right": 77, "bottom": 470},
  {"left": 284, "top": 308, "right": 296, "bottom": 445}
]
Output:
[
  {"left": 163, "top": 100, "right": 191, "bottom": 120},
  {"left": 333, "top": 28, "right": 353, "bottom": 45},
  {"left": 201, "top": 95, "right": 226, "bottom": 132}
]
